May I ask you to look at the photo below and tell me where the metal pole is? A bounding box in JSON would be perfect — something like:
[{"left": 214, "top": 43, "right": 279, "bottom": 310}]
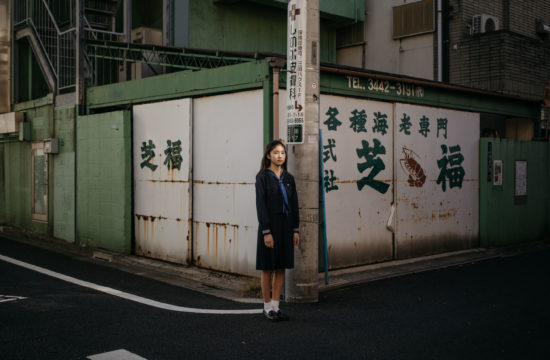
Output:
[
  {"left": 437, "top": 0, "right": 443, "bottom": 82},
  {"left": 123, "top": 0, "right": 132, "bottom": 80},
  {"left": 285, "top": 0, "right": 320, "bottom": 303},
  {"left": 75, "top": 0, "right": 82, "bottom": 103},
  {"left": 273, "top": 67, "right": 279, "bottom": 139}
]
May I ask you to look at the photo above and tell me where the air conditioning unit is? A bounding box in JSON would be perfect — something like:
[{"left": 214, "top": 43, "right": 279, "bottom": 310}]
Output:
[
  {"left": 118, "top": 27, "right": 163, "bottom": 81},
  {"left": 471, "top": 14, "right": 500, "bottom": 34}
]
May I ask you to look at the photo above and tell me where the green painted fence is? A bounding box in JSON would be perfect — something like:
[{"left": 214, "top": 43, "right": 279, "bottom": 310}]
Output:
[
  {"left": 76, "top": 110, "right": 132, "bottom": 253},
  {"left": 480, "top": 138, "right": 550, "bottom": 247}
]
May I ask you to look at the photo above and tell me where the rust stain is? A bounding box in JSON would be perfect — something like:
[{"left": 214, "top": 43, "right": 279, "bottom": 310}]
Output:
[
  {"left": 135, "top": 216, "right": 141, "bottom": 245},
  {"left": 224, "top": 226, "right": 227, "bottom": 256},
  {"left": 215, "top": 225, "right": 219, "bottom": 261},
  {"left": 438, "top": 208, "right": 457, "bottom": 220},
  {"left": 193, "top": 180, "right": 253, "bottom": 185},
  {"left": 206, "top": 221, "right": 240, "bottom": 228},
  {"left": 206, "top": 224, "right": 210, "bottom": 256},
  {"left": 146, "top": 179, "right": 190, "bottom": 183},
  {"left": 411, "top": 203, "right": 419, "bottom": 209},
  {"left": 170, "top": 168, "right": 175, "bottom": 183}
]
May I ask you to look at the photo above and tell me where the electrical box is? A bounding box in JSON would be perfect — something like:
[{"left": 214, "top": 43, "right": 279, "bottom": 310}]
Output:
[{"left": 44, "top": 138, "right": 59, "bottom": 154}]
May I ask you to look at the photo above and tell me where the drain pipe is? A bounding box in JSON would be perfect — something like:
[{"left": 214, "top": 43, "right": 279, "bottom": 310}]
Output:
[
  {"left": 273, "top": 68, "right": 280, "bottom": 140},
  {"left": 268, "top": 57, "right": 286, "bottom": 140},
  {"left": 437, "top": 0, "right": 443, "bottom": 82}
]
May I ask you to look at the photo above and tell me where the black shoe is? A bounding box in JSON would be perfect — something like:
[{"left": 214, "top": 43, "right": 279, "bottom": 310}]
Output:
[
  {"left": 276, "top": 309, "right": 289, "bottom": 321},
  {"left": 263, "top": 310, "right": 278, "bottom": 321}
]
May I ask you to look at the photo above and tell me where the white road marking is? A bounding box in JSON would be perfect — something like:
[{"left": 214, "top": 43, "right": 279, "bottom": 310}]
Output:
[
  {"left": 87, "top": 349, "right": 147, "bottom": 360},
  {"left": 0, "top": 254, "right": 262, "bottom": 315},
  {"left": 0, "top": 295, "right": 27, "bottom": 303}
]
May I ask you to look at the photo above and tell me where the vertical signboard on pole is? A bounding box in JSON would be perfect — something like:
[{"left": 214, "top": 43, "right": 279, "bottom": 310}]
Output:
[{"left": 286, "top": 0, "right": 306, "bottom": 144}]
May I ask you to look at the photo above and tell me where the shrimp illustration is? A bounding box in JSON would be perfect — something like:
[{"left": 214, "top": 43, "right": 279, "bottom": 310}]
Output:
[{"left": 400, "top": 146, "right": 426, "bottom": 187}]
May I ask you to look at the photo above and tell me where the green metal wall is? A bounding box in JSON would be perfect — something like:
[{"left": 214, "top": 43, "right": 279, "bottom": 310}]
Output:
[
  {"left": 187, "top": 1, "right": 337, "bottom": 63},
  {"left": 480, "top": 138, "right": 550, "bottom": 247},
  {"left": 1, "top": 96, "right": 55, "bottom": 234},
  {"left": 0, "top": 144, "right": 4, "bottom": 223},
  {"left": 1, "top": 141, "right": 33, "bottom": 229},
  {"left": 76, "top": 110, "right": 131, "bottom": 253},
  {"left": 53, "top": 105, "right": 76, "bottom": 242}
]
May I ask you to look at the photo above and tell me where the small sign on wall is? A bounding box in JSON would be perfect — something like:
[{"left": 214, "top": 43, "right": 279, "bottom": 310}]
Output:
[
  {"left": 514, "top": 160, "right": 527, "bottom": 204},
  {"left": 493, "top": 160, "right": 502, "bottom": 186}
]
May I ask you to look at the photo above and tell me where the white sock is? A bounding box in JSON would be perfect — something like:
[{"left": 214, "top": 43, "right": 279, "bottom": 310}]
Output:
[
  {"left": 271, "top": 300, "right": 280, "bottom": 312},
  {"left": 264, "top": 302, "right": 272, "bottom": 312}
]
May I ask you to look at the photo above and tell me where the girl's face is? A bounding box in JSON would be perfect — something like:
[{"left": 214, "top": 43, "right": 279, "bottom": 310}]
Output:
[{"left": 267, "top": 144, "right": 286, "bottom": 167}]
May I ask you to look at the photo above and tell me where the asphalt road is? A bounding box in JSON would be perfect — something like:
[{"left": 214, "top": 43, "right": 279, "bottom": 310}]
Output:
[{"left": 1, "top": 236, "right": 549, "bottom": 360}]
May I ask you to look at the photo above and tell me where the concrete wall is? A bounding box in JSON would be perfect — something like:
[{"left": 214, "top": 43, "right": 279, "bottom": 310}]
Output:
[
  {"left": 480, "top": 138, "right": 550, "bottom": 247},
  {"left": 76, "top": 110, "right": 132, "bottom": 253},
  {"left": 364, "top": 0, "right": 434, "bottom": 80}
]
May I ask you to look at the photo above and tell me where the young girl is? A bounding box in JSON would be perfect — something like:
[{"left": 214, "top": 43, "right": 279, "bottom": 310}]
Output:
[{"left": 255, "top": 140, "right": 300, "bottom": 321}]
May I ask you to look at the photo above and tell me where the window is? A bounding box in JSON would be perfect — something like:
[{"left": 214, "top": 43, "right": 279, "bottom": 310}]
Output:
[
  {"left": 393, "top": 0, "right": 435, "bottom": 39},
  {"left": 32, "top": 142, "right": 48, "bottom": 222}
]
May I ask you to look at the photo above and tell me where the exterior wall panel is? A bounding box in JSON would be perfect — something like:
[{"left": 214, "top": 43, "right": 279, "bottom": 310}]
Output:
[
  {"left": 193, "top": 90, "right": 263, "bottom": 276},
  {"left": 319, "top": 95, "right": 394, "bottom": 268},
  {"left": 394, "top": 104, "right": 480, "bottom": 259},
  {"left": 480, "top": 138, "right": 550, "bottom": 247},
  {"left": 133, "top": 99, "right": 192, "bottom": 264},
  {"left": 76, "top": 111, "right": 131, "bottom": 253}
]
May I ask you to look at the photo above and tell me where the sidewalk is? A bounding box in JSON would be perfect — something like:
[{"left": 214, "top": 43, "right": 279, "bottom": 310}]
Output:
[{"left": 1, "top": 225, "right": 547, "bottom": 303}]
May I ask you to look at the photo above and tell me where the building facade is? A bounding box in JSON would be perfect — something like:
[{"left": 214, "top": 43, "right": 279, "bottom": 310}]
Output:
[{"left": 0, "top": 1, "right": 548, "bottom": 284}]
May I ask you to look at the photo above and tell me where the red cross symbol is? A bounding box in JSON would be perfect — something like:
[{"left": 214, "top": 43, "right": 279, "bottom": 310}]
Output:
[{"left": 289, "top": 4, "right": 301, "bottom": 21}]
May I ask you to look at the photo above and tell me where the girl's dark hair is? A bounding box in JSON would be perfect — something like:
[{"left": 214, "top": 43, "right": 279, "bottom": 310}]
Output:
[{"left": 257, "top": 139, "right": 288, "bottom": 177}]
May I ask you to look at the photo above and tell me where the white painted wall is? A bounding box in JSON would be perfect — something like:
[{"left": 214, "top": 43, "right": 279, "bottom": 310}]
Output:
[
  {"left": 192, "top": 90, "right": 264, "bottom": 276},
  {"left": 133, "top": 99, "right": 192, "bottom": 264}
]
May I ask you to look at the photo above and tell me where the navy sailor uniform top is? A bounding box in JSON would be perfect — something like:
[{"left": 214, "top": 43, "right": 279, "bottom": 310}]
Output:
[{"left": 255, "top": 170, "right": 300, "bottom": 236}]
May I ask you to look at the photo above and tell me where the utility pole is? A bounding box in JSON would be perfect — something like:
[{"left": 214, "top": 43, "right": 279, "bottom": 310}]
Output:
[{"left": 285, "top": 0, "right": 320, "bottom": 303}]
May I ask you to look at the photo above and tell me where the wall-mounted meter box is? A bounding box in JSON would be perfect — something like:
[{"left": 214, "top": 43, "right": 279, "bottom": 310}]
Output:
[{"left": 44, "top": 138, "right": 59, "bottom": 154}]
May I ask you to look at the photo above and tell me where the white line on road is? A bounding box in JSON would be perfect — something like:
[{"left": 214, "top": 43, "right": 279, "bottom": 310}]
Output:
[
  {"left": 0, "top": 295, "right": 27, "bottom": 303},
  {"left": 87, "top": 349, "right": 148, "bottom": 360},
  {"left": 0, "top": 253, "right": 262, "bottom": 315}
]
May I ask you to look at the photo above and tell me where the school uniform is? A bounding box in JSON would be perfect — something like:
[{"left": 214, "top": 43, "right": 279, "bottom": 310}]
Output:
[{"left": 255, "top": 169, "right": 300, "bottom": 270}]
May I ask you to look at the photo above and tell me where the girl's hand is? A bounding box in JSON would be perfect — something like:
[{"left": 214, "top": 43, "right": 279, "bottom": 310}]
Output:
[
  {"left": 264, "top": 234, "right": 274, "bottom": 248},
  {"left": 293, "top": 232, "right": 300, "bottom": 247}
]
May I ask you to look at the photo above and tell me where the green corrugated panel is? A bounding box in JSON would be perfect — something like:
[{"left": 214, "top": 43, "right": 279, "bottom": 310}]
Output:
[
  {"left": 0, "top": 144, "right": 4, "bottom": 224},
  {"left": 53, "top": 106, "right": 76, "bottom": 242},
  {"left": 76, "top": 110, "right": 132, "bottom": 253},
  {"left": 2, "top": 141, "right": 47, "bottom": 233},
  {"left": 480, "top": 138, "right": 550, "bottom": 247},
  {"left": 87, "top": 60, "right": 270, "bottom": 109}
]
